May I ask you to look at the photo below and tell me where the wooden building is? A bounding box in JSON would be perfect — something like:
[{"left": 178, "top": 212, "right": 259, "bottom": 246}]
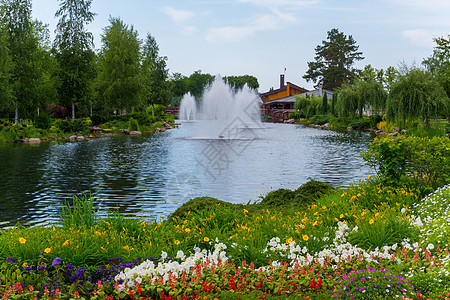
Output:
[{"left": 260, "top": 74, "right": 309, "bottom": 104}]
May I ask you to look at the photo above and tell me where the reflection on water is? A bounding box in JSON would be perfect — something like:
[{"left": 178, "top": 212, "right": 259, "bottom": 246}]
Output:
[{"left": 0, "top": 123, "right": 374, "bottom": 227}]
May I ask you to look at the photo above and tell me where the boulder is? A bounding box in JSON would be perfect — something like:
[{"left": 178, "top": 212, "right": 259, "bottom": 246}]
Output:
[
  {"left": 388, "top": 132, "right": 398, "bottom": 137},
  {"left": 285, "top": 119, "right": 295, "bottom": 124},
  {"left": 122, "top": 129, "right": 130, "bottom": 135},
  {"left": 27, "top": 138, "right": 41, "bottom": 143},
  {"left": 392, "top": 127, "right": 400, "bottom": 133},
  {"left": 129, "top": 131, "right": 142, "bottom": 136},
  {"left": 76, "top": 136, "right": 85, "bottom": 141},
  {"left": 163, "top": 122, "right": 173, "bottom": 129},
  {"left": 347, "top": 126, "right": 353, "bottom": 130},
  {"left": 68, "top": 135, "right": 77, "bottom": 141}
]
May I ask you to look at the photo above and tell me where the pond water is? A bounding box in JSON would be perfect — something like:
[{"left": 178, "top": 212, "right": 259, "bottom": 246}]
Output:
[{"left": 0, "top": 123, "right": 374, "bottom": 227}]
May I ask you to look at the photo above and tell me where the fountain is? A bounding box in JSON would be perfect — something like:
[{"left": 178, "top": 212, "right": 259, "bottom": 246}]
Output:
[
  {"left": 179, "top": 92, "right": 197, "bottom": 120},
  {"left": 178, "top": 76, "right": 262, "bottom": 139}
]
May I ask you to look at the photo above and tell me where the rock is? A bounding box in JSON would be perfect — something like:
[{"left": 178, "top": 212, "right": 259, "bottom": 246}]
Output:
[
  {"left": 323, "top": 123, "right": 330, "bottom": 128},
  {"left": 347, "top": 126, "right": 353, "bottom": 130},
  {"left": 146, "top": 129, "right": 154, "bottom": 134},
  {"left": 76, "top": 136, "right": 85, "bottom": 141},
  {"left": 160, "top": 127, "right": 166, "bottom": 132},
  {"left": 122, "top": 129, "right": 130, "bottom": 135},
  {"left": 401, "top": 129, "right": 408, "bottom": 134},
  {"left": 129, "top": 131, "right": 142, "bottom": 136},
  {"left": 285, "top": 119, "right": 295, "bottom": 124},
  {"left": 163, "top": 122, "right": 173, "bottom": 129},
  {"left": 27, "top": 138, "right": 41, "bottom": 143},
  {"left": 392, "top": 127, "right": 400, "bottom": 133},
  {"left": 388, "top": 132, "right": 398, "bottom": 137},
  {"left": 155, "top": 128, "right": 161, "bottom": 133},
  {"left": 68, "top": 135, "right": 77, "bottom": 141}
]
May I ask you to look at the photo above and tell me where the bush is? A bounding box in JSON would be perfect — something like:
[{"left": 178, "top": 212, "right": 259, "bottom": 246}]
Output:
[
  {"left": 348, "top": 118, "right": 371, "bottom": 130},
  {"left": 56, "top": 119, "right": 89, "bottom": 133},
  {"left": 34, "top": 114, "right": 53, "bottom": 130},
  {"left": 308, "top": 114, "right": 330, "bottom": 125},
  {"left": 128, "top": 117, "right": 140, "bottom": 132},
  {"left": 90, "top": 114, "right": 105, "bottom": 126},
  {"left": 289, "top": 112, "right": 304, "bottom": 120},
  {"left": 362, "top": 136, "right": 450, "bottom": 189}
]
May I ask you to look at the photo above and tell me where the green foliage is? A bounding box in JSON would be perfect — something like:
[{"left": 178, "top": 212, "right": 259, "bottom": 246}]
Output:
[
  {"left": 288, "top": 112, "right": 303, "bottom": 120},
  {"left": 34, "top": 113, "right": 52, "bottom": 130},
  {"left": 422, "top": 34, "right": 450, "bottom": 99},
  {"left": 259, "top": 179, "right": 334, "bottom": 208},
  {"left": 387, "top": 68, "right": 449, "bottom": 125},
  {"left": 337, "top": 80, "right": 387, "bottom": 118},
  {"left": 362, "top": 136, "right": 450, "bottom": 189},
  {"left": 308, "top": 114, "right": 330, "bottom": 125},
  {"left": 303, "top": 28, "right": 364, "bottom": 90},
  {"left": 141, "top": 33, "right": 171, "bottom": 111},
  {"left": 223, "top": 75, "right": 260, "bottom": 91},
  {"left": 97, "top": 17, "right": 142, "bottom": 112},
  {"left": 60, "top": 194, "right": 97, "bottom": 228},
  {"left": 127, "top": 117, "right": 139, "bottom": 132},
  {"left": 294, "top": 94, "right": 322, "bottom": 118},
  {"left": 322, "top": 92, "right": 328, "bottom": 114},
  {"left": 168, "top": 196, "right": 235, "bottom": 222},
  {"left": 56, "top": 119, "right": 88, "bottom": 133},
  {"left": 348, "top": 117, "right": 371, "bottom": 130}
]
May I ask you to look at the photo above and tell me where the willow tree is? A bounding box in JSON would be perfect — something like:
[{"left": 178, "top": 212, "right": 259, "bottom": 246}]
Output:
[
  {"left": 337, "top": 80, "right": 386, "bottom": 117},
  {"left": 54, "top": 0, "right": 96, "bottom": 121},
  {"left": 0, "top": 20, "right": 12, "bottom": 109},
  {"left": 387, "top": 68, "right": 449, "bottom": 126}
]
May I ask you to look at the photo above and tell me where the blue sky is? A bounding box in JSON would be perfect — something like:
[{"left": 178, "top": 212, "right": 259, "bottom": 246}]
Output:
[{"left": 32, "top": 0, "right": 450, "bottom": 92}]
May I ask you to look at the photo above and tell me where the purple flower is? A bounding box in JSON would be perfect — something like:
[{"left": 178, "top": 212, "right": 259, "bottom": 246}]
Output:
[
  {"left": 37, "top": 266, "right": 47, "bottom": 270},
  {"left": 24, "top": 266, "right": 32, "bottom": 270},
  {"left": 52, "top": 257, "right": 62, "bottom": 267}
]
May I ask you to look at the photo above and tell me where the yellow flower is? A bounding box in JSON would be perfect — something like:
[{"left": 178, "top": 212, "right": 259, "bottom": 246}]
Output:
[
  {"left": 369, "top": 219, "right": 375, "bottom": 224},
  {"left": 123, "top": 245, "right": 130, "bottom": 251},
  {"left": 140, "top": 221, "right": 146, "bottom": 226},
  {"left": 286, "top": 237, "right": 293, "bottom": 244},
  {"left": 322, "top": 206, "right": 327, "bottom": 210},
  {"left": 334, "top": 218, "right": 339, "bottom": 222},
  {"left": 19, "top": 237, "right": 26, "bottom": 244},
  {"left": 62, "top": 240, "right": 69, "bottom": 247},
  {"left": 300, "top": 224, "right": 306, "bottom": 229},
  {"left": 302, "top": 235, "right": 309, "bottom": 241},
  {"left": 44, "top": 248, "right": 51, "bottom": 254},
  {"left": 204, "top": 237, "right": 210, "bottom": 242},
  {"left": 185, "top": 228, "right": 191, "bottom": 233},
  {"left": 243, "top": 209, "right": 248, "bottom": 214},
  {"left": 312, "top": 221, "right": 318, "bottom": 226},
  {"left": 340, "top": 214, "right": 344, "bottom": 219},
  {"left": 106, "top": 222, "right": 111, "bottom": 226},
  {"left": 368, "top": 175, "right": 372, "bottom": 179},
  {"left": 174, "top": 240, "right": 181, "bottom": 245},
  {"left": 101, "top": 247, "right": 106, "bottom": 251},
  {"left": 23, "top": 262, "right": 28, "bottom": 268}
]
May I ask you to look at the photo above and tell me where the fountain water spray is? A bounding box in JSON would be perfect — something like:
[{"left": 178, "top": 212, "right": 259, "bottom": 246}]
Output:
[{"left": 178, "top": 76, "right": 262, "bottom": 139}]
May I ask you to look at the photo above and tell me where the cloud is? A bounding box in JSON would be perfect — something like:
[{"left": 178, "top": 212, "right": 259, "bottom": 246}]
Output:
[
  {"left": 163, "top": 6, "right": 195, "bottom": 24},
  {"left": 237, "top": 0, "right": 319, "bottom": 8},
  {"left": 389, "top": 0, "right": 450, "bottom": 9},
  {"left": 205, "top": 14, "right": 283, "bottom": 42},
  {"left": 402, "top": 29, "right": 445, "bottom": 48}
]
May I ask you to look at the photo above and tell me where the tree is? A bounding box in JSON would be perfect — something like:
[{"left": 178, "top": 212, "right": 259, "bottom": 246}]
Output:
[
  {"left": 337, "top": 79, "right": 387, "bottom": 118},
  {"left": 423, "top": 35, "right": 450, "bottom": 98},
  {"left": 294, "top": 94, "right": 322, "bottom": 118},
  {"left": 321, "top": 92, "right": 328, "bottom": 114},
  {"left": 303, "top": 28, "right": 364, "bottom": 90},
  {"left": 97, "top": 17, "right": 142, "bottom": 113},
  {"left": 141, "top": 33, "right": 171, "bottom": 116},
  {"left": 188, "top": 71, "right": 214, "bottom": 98},
  {"left": 54, "top": 0, "right": 96, "bottom": 121},
  {"left": 0, "top": 18, "right": 12, "bottom": 111},
  {"left": 223, "top": 75, "right": 259, "bottom": 92},
  {"left": 387, "top": 68, "right": 449, "bottom": 126},
  {"left": 1, "top": 0, "right": 39, "bottom": 125},
  {"left": 170, "top": 72, "right": 190, "bottom": 98}
]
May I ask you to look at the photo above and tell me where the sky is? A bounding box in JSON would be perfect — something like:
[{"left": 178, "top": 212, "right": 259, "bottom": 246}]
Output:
[{"left": 31, "top": 0, "right": 450, "bottom": 92}]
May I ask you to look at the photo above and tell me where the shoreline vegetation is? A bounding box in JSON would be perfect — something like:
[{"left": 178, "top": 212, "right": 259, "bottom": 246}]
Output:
[{"left": 1, "top": 136, "right": 450, "bottom": 299}]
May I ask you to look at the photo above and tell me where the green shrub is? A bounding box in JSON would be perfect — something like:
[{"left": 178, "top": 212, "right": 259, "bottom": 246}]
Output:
[
  {"left": 34, "top": 114, "right": 53, "bottom": 130},
  {"left": 362, "top": 136, "right": 450, "bottom": 189},
  {"left": 289, "top": 112, "right": 304, "bottom": 120},
  {"left": 128, "top": 117, "right": 140, "bottom": 132},
  {"left": 61, "top": 194, "right": 98, "bottom": 228},
  {"left": 90, "top": 114, "right": 105, "bottom": 126},
  {"left": 309, "top": 114, "right": 330, "bottom": 125},
  {"left": 348, "top": 118, "right": 371, "bottom": 130},
  {"left": 56, "top": 119, "right": 89, "bottom": 133}
]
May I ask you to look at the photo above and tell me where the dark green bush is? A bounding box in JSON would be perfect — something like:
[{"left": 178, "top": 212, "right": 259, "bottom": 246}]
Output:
[
  {"left": 369, "top": 114, "right": 383, "bottom": 128},
  {"left": 308, "top": 114, "right": 330, "bottom": 125},
  {"left": 168, "top": 197, "right": 236, "bottom": 221},
  {"left": 348, "top": 118, "right": 371, "bottom": 130},
  {"left": 289, "top": 112, "right": 304, "bottom": 120},
  {"left": 57, "top": 119, "right": 89, "bottom": 133},
  {"left": 90, "top": 115, "right": 105, "bottom": 126},
  {"left": 34, "top": 114, "right": 53, "bottom": 130}
]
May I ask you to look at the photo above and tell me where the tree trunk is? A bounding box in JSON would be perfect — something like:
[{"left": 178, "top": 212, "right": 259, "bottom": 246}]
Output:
[
  {"left": 37, "top": 107, "right": 40, "bottom": 117},
  {"left": 90, "top": 105, "right": 92, "bottom": 117},
  {"left": 15, "top": 103, "right": 18, "bottom": 126},
  {"left": 72, "top": 102, "right": 75, "bottom": 122}
]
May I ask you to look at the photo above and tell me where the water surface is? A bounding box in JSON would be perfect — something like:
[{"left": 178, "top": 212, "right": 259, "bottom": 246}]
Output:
[{"left": 0, "top": 123, "right": 374, "bottom": 227}]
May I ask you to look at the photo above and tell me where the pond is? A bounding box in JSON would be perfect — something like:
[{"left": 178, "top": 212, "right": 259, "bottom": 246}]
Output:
[{"left": 0, "top": 123, "right": 374, "bottom": 227}]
